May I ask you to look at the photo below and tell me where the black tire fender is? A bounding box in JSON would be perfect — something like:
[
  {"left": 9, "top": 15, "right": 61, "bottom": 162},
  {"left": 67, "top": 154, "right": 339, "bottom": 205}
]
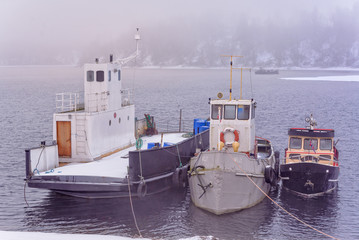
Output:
[
  {"left": 173, "top": 167, "right": 187, "bottom": 188},
  {"left": 264, "top": 165, "right": 273, "bottom": 184}
]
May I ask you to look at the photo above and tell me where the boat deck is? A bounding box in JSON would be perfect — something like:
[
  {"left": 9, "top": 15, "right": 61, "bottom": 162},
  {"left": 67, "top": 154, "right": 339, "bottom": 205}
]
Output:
[{"left": 35, "top": 133, "right": 188, "bottom": 179}]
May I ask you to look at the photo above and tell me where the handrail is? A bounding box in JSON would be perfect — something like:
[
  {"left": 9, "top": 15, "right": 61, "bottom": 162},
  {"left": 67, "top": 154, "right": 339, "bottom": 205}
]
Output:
[{"left": 56, "top": 92, "right": 83, "bottom": 113}]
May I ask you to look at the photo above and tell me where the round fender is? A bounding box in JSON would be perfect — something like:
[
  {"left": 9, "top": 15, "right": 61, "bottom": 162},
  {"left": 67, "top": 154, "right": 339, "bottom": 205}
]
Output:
[
  {"left": 172, "top": 167, "right": 187, "bottom": 188},
  {"left": 264, "top": 165, "right": 274, "bottom": 184},
  {"left": 137, "top": 180, "right": 147, "bottom": 198}
]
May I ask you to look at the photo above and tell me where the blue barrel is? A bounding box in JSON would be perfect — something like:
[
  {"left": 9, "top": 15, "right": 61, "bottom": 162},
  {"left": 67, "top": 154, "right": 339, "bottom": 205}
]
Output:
[
  {"left": 205, "top": 120, "right": 210, "bottom": 126},
  {"left": 147, "top": 142, "right": 160, "bottom": 149},
  {"left": 199, "top": 125, "right": 209, "bottom": 133},
  {"left": 163, "top": 142, "right": 174, "bottom": 147},
  {"left": 193, "top": 118, "right": 201, "bottom": 134},
  {"left": 195, "top": 120, "right": 206, "bottom": 135}
]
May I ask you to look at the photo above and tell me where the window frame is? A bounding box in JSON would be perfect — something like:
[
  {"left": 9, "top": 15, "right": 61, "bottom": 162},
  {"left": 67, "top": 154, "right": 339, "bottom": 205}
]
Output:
[
  {"left": 237, "top": 105, "right": 250, "bottom": 120},
  {"left": 289, "top": 137, "right": 302, "bottom": 149},
  {"left": 224, "top": 105, "right": 236, "bottom": 120},
  {"left": 320, "top": 139, "right": 332, "bottom": 150},
  {"left": 96, "top": 71, "right": 104, "bottom": 82},
  {"left": 303, "top": 138, "right": 318, "bottom": 150},
  {"left": 87, "top": 71, "right": 94, "bottom": 82},
  {"left": 211, "top": 104, "right": 223, "bottom": 120}
]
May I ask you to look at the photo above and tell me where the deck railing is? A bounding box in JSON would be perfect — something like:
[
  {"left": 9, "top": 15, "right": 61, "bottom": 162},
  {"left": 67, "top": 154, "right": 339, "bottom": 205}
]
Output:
[
  {"left": 121, "top": 88, "right": 133, "bottom": 107},
  {"left": 56, "top": 92, "right": 84, "bottom": 113}
]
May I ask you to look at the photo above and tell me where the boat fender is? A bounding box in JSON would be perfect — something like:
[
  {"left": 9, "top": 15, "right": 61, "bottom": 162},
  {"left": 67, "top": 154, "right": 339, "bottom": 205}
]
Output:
[
  {"left": 220, "top": 128, "right": 239, "bottom": 145},
  {"left": 274, "top": 151, "right": 280, "bottom": 177},
  {"left": 173, "top": 167, "right": 187, "bottom": 188},
  {"left": 264, "top": 165, "right": 274, "bottom": 184},
  {"left": 137, "top": 180, "right": 147, "bottom": 198}
]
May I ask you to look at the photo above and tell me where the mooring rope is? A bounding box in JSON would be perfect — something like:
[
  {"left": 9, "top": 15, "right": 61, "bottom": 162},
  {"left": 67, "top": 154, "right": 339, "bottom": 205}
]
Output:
[
  {"left": 225, "top": 150, "right": 339, "bottom": 240},
  {"left": 23, "top": 179, "right": 29, "bottom": 207},
  {"left": 176, "top": 144, "right": 183, "bottom": 167},
  {"left": 127, "top": 175, "right": 142, "bottom": 238},
  {"left": 138, "top": 150, "right": 144, "bottom": 180}
]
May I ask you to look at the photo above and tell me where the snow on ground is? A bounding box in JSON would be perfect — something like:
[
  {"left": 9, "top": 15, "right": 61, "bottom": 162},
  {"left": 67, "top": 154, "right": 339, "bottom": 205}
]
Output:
[
  {"left": 281, "top": 75, "right": 359, "bottom": 82},
  {"left": 0, "top": 231, "right": 215, "bottom": 240}
]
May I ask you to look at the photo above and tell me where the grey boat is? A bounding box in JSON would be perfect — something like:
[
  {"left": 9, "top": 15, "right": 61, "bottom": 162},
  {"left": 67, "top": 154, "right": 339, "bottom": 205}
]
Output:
[{"left": 188, "top": 56, "right": 279, "bottom": 215}]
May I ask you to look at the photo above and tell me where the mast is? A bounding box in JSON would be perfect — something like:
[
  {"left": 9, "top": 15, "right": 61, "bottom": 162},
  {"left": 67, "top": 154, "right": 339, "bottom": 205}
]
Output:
[{"left": 221, "top": 55, "right": 244, "bottom": 100}]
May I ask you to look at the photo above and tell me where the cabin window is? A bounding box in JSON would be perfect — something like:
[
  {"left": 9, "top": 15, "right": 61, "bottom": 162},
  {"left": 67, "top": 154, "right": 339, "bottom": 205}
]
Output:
[
  {"left": 224, "top": 105, "right": 236, "bottom": 119},
  {"left": 108, "top": 71, "right": 111, "bottom": 82},
  {"left": 118, "top": 70, "right": 121, "bottom": 81},
  {"left": 320, "top": 139, "right": 332, "bottom": 150},
  {"left": 211, "top": 104, "right": 223, "bottom": 120},
  {"left": 319, "top": 155, "right": 331, "bottom": 161},
  {"left": 87, "top": 71, "right": 94, "bottom": 82},
  {"left": 237, "top": 105, "right": 250, "bottom": 120},
  {"left": 289, "top": 154, "right": 301, "bottom": 160},
  {"left": 289, "top": 137, "right": 302, "bottom": 149},
  {"left": 304, "top": 138, "right": 318, "bottom": 150},
  {"left": 96, "top": 71, "right": 104, "bottom": 82}
]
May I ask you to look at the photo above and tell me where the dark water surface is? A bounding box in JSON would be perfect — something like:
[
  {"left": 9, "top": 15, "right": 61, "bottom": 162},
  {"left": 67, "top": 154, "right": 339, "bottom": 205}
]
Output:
[{"left": 0, "top": 66, "right": 359, "bottom": 239}]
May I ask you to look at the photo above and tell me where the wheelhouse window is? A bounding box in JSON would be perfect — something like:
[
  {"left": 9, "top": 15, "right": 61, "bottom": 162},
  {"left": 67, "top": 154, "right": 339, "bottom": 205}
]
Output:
[
  {"left": 289, "top": 137, "right": 302, "bottom": 149},
  {"left": 224, "top": 105, "right": 236, "bottom": 119},
  {"left": 108, "top": 71, "right": 111, "bottom": 82},
  {"left": 211, "top": 104, "right": 223, "bottom": 120},
  {"left": 304, "top": 138, "right": 318, "bottom": 150},
  {"left": 96, "top": 71, "right": 104, "bottom": 82},
  {"left": 87, "top": 71, "right": 94, "bottom": 82},
  {"left": 320, "top": 139, "right": 332, "bottom": 150},
  {"left": 118, "top": 70, "right": 121, "bottom": 81},
  {"left": 237, "top": 105, "right": 250, "bottom": 120}
]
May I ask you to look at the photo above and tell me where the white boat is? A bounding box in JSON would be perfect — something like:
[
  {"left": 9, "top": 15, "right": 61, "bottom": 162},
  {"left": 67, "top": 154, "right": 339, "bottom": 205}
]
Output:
[
  {"left": 25, "top": 30, "right": 209, "bottom": 198},
  {"left": 188, "top": 56, "right": 279, "bottom": 215}
]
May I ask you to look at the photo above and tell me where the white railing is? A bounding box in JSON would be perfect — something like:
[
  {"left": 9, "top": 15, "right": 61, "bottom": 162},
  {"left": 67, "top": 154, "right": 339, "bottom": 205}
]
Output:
[
  {"left": 56, "top": 92, "right": 83, "bottom": 113},
  {"left": 121, "top": 88, "right": 133, "bottom": 107}
]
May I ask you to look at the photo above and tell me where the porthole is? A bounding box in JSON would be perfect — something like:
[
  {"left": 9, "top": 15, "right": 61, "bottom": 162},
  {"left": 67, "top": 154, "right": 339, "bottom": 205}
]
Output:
[
  {"left": 118, "top": 117, "right": 121, "bottom": 124},
  {"left": 109, "top": 120, "right": 112, "bottom": 126}
]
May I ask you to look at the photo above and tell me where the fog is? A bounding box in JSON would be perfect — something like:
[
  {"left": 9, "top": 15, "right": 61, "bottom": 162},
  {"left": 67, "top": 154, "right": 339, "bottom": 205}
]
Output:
[{"left": 1, "top": 0, "right": 358, "bottom": 67}]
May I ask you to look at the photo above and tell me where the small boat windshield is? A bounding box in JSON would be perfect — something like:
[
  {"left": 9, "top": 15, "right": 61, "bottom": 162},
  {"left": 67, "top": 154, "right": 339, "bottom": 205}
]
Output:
[{"left": 211, "top": 104, "right": 251, "bottom": 120}]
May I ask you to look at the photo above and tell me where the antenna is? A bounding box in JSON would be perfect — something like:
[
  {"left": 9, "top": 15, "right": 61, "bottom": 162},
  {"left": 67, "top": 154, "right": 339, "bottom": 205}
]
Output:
[
  {"left": 305, "top": 114, "right": 317, "bottom": 130},
  {"left": 221, "top": 55, "right": 250, "bottom": 100}
]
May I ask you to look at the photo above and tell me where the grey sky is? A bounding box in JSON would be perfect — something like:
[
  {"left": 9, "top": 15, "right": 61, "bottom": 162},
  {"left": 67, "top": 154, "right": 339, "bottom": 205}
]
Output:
[{"left": 0, "top": 0, "right": 358, "bottom": 65}]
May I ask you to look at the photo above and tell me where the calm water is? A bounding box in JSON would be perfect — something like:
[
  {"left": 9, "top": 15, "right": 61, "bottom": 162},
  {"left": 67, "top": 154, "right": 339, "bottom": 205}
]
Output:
[{"left": 0, "top": 66, "right": 359, "bottom": 239}]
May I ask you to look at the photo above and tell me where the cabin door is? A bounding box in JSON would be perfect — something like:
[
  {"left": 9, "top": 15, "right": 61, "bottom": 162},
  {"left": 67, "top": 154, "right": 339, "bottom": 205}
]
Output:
[{"left": 57, "top": 121, "right": 71, "bottom": 157}]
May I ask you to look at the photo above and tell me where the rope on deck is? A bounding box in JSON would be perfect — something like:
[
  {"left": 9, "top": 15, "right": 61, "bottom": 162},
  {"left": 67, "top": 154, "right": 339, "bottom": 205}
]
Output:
[{"left": 225, "top": 150, "right": 340, "bottom": 240}]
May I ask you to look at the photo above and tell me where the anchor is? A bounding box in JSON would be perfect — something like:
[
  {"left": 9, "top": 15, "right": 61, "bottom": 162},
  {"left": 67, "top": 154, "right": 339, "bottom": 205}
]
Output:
[{"left": 198, "top": 182, "right": 213, "bottom": 199}]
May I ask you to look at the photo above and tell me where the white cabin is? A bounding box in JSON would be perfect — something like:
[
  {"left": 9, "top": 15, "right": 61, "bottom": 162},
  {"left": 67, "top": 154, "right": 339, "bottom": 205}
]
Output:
[
  {"left": 53, "top": 62, "right": 135, "bottom": 162},
  {"left": 209, "top": 98, "right": 256, "bottom": 154}
]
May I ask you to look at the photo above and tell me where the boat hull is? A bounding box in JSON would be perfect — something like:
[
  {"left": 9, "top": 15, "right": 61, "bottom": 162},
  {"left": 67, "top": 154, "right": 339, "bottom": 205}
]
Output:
[
  {"left": 26, "top": 130, "right": 209, "bottom": 198},
  {"left": 280, "top": 162, "right": 339, "bottom": 197},
  {"left": 189, "top": 151, "right": 274, "bottom": 215}
]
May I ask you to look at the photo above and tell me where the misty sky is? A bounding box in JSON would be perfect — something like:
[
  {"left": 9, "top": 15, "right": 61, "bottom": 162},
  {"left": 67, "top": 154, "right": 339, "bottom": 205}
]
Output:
[{"left": 1, "top": 0, "right": 358, "bottom": 66}]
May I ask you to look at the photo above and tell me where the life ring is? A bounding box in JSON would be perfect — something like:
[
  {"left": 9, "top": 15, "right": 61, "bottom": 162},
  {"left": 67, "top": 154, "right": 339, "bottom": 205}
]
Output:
[
  {"left": 220, "top": 128, "right": 239, "bottom": 145},
  {"left": 137, "top": 180, "right": 147, "bottom": 198}
]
